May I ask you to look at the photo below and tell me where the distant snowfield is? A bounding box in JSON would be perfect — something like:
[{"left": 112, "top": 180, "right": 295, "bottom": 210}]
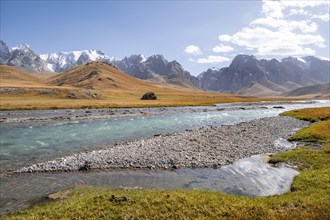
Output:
[{"left": 40, "top": 50, "right": 115, "bottom": 72}]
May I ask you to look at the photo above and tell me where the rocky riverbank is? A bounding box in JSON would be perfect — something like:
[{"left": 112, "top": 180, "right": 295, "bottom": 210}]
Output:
[
  {"left": 16, "top": 116, "right": 310, "bottom": 173},
  {"left": 0, "top": 101, "right": 316, "bottom": 124}
]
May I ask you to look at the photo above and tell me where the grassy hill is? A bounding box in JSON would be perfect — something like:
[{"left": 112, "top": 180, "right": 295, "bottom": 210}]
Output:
[
  {"left": 0, "top": 62, "right": 262, "bottom": 110},
  {"left": 46, "top": 62, "right": 158, "bottom": 91},
  {"left": 0, "top": 65, "right": 46, "bottom": 87}
]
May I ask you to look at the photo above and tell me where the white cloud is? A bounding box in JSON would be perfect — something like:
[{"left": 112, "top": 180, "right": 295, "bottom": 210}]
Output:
[
  {"left": 289, "top": 8, "right": 309, "bottom": 16},
  {"left": 286, "top": 1, "right": 330, "bottom": 21},
  {"left": 220, "top": 26, "right": 325, "bottom": 56},
  {"left": 258, "top": 45, "right": 315, "bottom": 56},
  {"left": 196, "top": 56, "right": 230, "bottom": 64},
  {"left": 218, "top": 35, "right": 232, "bottom": 41},
  {"left": 184, "top": 45, "right": 202, "bottom": 55},
  {"left": 280, "top": 0, "right": 329, "bottom": 8},
  {"left": 212, "top": 44, "right": 234, "bottom": 53},
  {"left": 217, "top": 0, "right": 328, "bottom": 57},
  {"left": 185, "top": 0, "right": 328, "bottom": 64},
  {"left": 262, "top": 0, "right": 284, "bottom": 18},
  {"left": 312, "top": 13, "right": 330, "bottom": 21},
  {"left": 251, "top": 17, "right": 318, "bottom": 33}
]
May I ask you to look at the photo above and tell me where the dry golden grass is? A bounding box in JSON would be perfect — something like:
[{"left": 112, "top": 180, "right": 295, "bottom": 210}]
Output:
[
  {"left": 0, "top": 65, "right": 46, "bottom": 87},
  {"left": 0, "top": 63, "right": 306, "bottom": 110},
  {"left": 0, "top": 93, "right": 260, "bottom": 110},
  {"left": 26, "top": 71, "right": 58, "bottom": 82}
]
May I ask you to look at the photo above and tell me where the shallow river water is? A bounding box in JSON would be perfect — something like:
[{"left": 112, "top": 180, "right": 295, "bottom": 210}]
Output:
[
  {"left": 0, "top": 100, "right": 329, "bottom": 214},
  {"left": 1, "top": 100, "right": 328, "bottom": 172},
  {"left": 0, "top": 155, "right": 298, "bottom": 214}
]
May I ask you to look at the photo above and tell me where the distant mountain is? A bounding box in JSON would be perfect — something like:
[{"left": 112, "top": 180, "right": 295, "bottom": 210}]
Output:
[
  {"left": 0, "top": 40, "right": 11, "bottom": 64},
  {"left": 114, "top": 54, "right": 199, "bottom": 88},
  {"left": 198, "top": 54, "right": 330, "bottom": 96},
  {"left": 2, "top": 40, "right": 329, "bottom": 96},
  {"left": 0, "top": 40, "right": 199, "bottom": 88},
  {"left": 40, "top": 50, "right": 114, "bottom": 72},
  {"left": 197, "top": 67, "right": 221, "bottom": 91},
  {"left": 282, "top": 56, "right": 330, "bottom": 82},
  {"left": 282, "top": 83, "right": 330, "bottom": 99},
  {"left": 0, "top": 40, "right": 50, "bottom": 72},
  {"left": 38, "top": 47, "right": 199, "bottom": 88},
  {"left": 114, "top": 54, "right": 151, "bottom": 79}
]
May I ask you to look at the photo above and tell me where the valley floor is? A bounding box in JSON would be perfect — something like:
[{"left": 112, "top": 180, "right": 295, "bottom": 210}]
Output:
[
  {"left": 2, "top": 107, "right": 330, "bottom": 219},
  {"left": 0, "top": 90, "right": 261, "bottom": 110}
]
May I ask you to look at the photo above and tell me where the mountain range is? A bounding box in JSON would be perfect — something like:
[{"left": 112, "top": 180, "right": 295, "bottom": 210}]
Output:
[
  {"left": 0, "top": 41, "right": 50, "bottom": 72},
  {"left": 114, "top": 54, "right": 199, "bottom": 88},
  {"left": 198, "top": 55, "right": 329, "bottom": 95},
  {"left": 40, "top": 50, "right": 115, "bottom": 72},
  {"left": 1, "top": 40, "right": 329, "bottom": 96},
  {"left": 0, "top": 40, "right": 199, "bottom": 88}
]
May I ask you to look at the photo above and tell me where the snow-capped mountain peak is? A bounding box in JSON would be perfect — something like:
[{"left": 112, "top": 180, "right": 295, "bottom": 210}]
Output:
[
  {"left": 11, "top": 43, "right": 32, "bottom": 53},
  {"left": 40, "top": 49, "right": 115, "bottom": 72},
  {"left": 210, "top": 67, "right": 220, "bottom": 72},
  {"left": 0, "top": 40, "right": 51, "bottom": 72},
  {"left": 138, "top": 54, "right": 147, "bottom": 63}
]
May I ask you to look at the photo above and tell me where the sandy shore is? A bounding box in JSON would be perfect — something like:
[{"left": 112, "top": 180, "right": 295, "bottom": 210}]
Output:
[{"left": 15, "top": 116, "right": 310, "bottom": 173}]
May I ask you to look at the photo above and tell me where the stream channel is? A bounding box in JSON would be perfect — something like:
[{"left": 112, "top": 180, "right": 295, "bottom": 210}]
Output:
[{"left": 0, "top": 100, "right": 329, "bottom": 214}]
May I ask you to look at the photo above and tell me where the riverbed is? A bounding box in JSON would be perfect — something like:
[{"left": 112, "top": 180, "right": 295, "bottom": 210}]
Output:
[
  {"left": 0, "top": 100, "right": 329, "bottom": 215},
  {"left": 1, "top": 100, "right": 327, "bottom": 172}
]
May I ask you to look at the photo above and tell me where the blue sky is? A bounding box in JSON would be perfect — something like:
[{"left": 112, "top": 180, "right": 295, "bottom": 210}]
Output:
[{"left": 1, "top": 0, "right": 329, "bottom": 75}]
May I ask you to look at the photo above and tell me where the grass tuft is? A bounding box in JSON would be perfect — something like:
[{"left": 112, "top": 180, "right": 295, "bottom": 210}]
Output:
[{"left": 288, "top": 120, "right": 330, "bottom": 142}]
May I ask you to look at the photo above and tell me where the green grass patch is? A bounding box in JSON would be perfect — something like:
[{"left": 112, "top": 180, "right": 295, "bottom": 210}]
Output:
[
  {"left": 269, "top": 146, "right": 329, "bottom": 171},
  {"left": 269, "top": 146, "right": 330, "bottom": 190},
  {"left": 280, "top": 107, "right": 330, "bottom": 122},
  {"left": 288, "top": 120, "right": 330, "bottom": 142},
  {"left": 282, "top": 107, "right": 330, "bottom": 142}
]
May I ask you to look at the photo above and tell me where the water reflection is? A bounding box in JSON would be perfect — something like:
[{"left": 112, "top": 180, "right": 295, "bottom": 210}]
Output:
[{"left": 0, "top": 155, "right": 298, "bottom": 214}]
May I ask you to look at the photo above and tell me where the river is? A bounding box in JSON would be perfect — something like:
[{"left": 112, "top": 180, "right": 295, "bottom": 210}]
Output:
[{"left": 0, "top": 100, "right": 329, "bottom": 214}]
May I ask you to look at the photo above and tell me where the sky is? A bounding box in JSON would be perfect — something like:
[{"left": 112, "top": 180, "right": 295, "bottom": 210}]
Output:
[{"left": 1, "top": 0, "right": 329, "bottom": 76}]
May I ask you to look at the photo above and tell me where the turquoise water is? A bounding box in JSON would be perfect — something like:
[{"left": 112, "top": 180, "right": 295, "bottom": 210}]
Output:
[{"left": 0, "top": 101, "right": 329, "bottom": 172}]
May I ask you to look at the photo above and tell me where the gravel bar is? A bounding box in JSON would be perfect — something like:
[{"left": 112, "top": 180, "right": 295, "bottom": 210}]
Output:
[{"left": 16, "top": 116, "right": 310, "bottom": 173}]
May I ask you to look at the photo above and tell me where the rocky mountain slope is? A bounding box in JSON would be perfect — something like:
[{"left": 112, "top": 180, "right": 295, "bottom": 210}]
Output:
[
  {"left": 282, "top": 83, "right": 330, "bottom": 99},
  {"left": 198, "top": 55, "right": 329, "bottom": 95},
  {"left": 0, "top": 40, "right": 50, "bottom": 72},
  {"left": 282, "top": 56, "right": 330, "bottom": 83},
  {"left": 114, "top": 54, "right": 199, "bottom": 88}
]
